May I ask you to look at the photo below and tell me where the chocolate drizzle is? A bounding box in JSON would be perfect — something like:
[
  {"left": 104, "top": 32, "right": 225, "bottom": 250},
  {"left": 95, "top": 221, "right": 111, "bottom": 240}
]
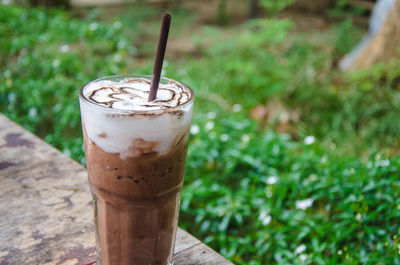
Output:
[{"left": 86, "top": 78, "right": 190, "bottom": 111}]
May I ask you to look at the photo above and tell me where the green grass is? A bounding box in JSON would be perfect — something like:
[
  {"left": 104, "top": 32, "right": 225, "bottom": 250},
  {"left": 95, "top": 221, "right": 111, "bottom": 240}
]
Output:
[
  {"left": 1, "top": 4, "right": 400, "bottom": 265},
  {"left": 183, "top": 116, "right": 400, "bottom": 264}
]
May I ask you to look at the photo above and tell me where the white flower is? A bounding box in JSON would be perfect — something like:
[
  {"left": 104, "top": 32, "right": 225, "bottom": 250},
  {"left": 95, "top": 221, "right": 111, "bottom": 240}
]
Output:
[
  {"left": 241, "top": 134, "right": 250, "bottom": 143},
  {"left": 89, "top": 22, "right": 98, "bottom": 31},
  {"left": 28, "top": 107, "right": 37, "bottom": 118},
  {"left": 232, "top": 104, "right": 242, "bottom": 112},
  {"left": 259, "top": 210, "right": 267, "bottom": 218},
  {"left": 60, "top": 44, "right": 70, "bottom": 53},
  {"left": 366, "top": 161, "right": 373, "bottom": 168},
  {"left": 337, "top": 249, "right": 343, "bottom": 255},
  {"left": 205, "top": 121, "right": 214, "bottom": 131},
  {"left": 296, "top": 199, "right": 313, "bottom": 210},
  {"left": 8, "top": 92, "right": 16, "bottom": 103},
  {"left": 190, "top": 124, "right": 200, "bottom": 135},
  {"left": 376, "top": 159, "right": 390, "bottom": 167},
  {"left": 266, "top": 176, "right": 278, "bottom": 185},
  {"left": 117, "top": 41, "right": 126, "bottom": 50},
  {"left": 356, "top": 213, "right": 362, "bottom": 221},
  {"left": 113, "top": 21, "right": 122, "bottom": 29},
  {"left": 295, "top": 244, "right": 306, "bottom": 255},
  {"left": 307, "top": 174, "right": 317, "bottom": 182},
  {"left": 207, "top": 112, "right": 216, "bottom": 119},
  {"left": 262, "top": 215, "right": 271, "bottom": 225},
  {"left": 258, "top": 210, "right": 271, "bottom": 226},
  {"left": 299, "top": 254, "right": 307, "bottom": 262},
  {"left": 220, "top": 134, "right": 229, "bottom": 142},
  {"left": 52, "top": 59, "right": 60, "bottom": 68},
  {"left": 304, "top": 135, "right": 315, "bottom": 145},
  {"left": 113, "top": 54, "right": 122, "bottom": 62}
]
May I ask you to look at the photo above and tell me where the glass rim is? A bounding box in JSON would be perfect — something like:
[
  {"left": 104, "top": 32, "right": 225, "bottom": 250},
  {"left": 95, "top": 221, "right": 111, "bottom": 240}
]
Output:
[{"left": 79, "top": 74, "right": 194, "bottom": 114}]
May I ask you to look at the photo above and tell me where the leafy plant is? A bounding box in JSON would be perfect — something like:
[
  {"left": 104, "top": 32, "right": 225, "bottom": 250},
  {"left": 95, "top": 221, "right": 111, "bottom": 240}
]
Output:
[{"left": 182, "top": 114, "right": 400, "bottom": 264}]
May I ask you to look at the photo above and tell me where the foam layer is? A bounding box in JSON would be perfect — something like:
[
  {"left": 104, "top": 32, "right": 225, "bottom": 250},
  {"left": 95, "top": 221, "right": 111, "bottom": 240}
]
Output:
[
  {"left": 83, "top": 78, "right": 191, "bottom": 111},
  {"left": 80, "top": 76, "right": 193, "bottom": 159}
]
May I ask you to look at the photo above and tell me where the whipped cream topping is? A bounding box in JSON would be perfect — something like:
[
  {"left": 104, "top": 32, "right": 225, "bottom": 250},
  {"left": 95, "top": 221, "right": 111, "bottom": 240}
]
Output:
[
  {"left": 80, "top": 76, "right": 194, "bottom": 159},
  {"left": 83, "top": 78, "right": 191, "bottom": 111}
]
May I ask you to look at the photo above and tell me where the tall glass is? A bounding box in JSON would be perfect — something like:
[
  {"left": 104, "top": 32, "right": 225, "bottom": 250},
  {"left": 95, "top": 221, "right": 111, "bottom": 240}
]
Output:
[{"left": 79, "top": 75, "right": 194, "bottom": 265}]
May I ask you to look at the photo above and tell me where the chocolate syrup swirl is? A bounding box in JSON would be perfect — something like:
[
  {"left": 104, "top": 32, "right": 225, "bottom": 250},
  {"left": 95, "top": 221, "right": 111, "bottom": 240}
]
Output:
[{"left": 85, "top": 78, "right": 190, "bottom": 111}]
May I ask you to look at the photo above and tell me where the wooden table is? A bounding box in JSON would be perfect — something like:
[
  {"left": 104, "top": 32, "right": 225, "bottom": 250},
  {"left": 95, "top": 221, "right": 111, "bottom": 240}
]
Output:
[{"left": 0, "top": 114, "right": 233, "bottom": 265}]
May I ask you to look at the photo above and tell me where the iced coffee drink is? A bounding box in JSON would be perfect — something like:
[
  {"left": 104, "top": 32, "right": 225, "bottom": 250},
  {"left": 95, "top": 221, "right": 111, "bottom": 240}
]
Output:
[{"left": 79, "top": 75, "right": 194, "bottom": 265}]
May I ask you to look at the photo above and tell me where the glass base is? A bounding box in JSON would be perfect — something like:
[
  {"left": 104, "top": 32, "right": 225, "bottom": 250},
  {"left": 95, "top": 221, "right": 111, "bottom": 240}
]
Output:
[
  {"left": 96, "top": 259, "right": 173, "bottom": 265},
  {"left": 91, "top": 182, "right": 180, "bottom": 265}
]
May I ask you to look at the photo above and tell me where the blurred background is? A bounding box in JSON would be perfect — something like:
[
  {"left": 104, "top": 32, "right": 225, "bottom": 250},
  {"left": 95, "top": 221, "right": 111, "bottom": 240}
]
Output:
[{"left": 1, "top": 0, "right": 400, "bottom": 264}]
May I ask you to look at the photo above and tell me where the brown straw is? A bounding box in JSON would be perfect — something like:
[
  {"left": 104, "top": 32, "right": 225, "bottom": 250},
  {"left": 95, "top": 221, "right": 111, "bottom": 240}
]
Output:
[{"left": 148, "top": 13, "right": 172, "bottom": 102}]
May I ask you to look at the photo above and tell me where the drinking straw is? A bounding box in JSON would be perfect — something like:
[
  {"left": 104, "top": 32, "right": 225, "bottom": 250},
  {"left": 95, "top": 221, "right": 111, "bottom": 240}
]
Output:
[{"left": 148, "top": 13, "right": 172, "bottom": 102}]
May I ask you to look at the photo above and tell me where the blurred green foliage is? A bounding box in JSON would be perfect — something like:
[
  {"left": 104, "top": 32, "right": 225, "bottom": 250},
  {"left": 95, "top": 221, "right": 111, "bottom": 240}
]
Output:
[
  {"left": 329, "top": 0, "right": 371, "bottom": 18},
  {"left": 0, "top": 5, "right": 135, "bottom": 161},
  {"left": 183, "top": 115, "right": 400, "bottom": 264},
  {"left": 1, "top": 4, "right": 400, "bottom": 265},
  {"left": 260, "top": 0, "right": 295, "bottom": 16}
]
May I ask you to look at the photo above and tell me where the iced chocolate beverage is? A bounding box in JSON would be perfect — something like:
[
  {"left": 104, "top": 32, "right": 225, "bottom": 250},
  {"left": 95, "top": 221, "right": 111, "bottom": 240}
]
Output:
[{"left": 79, "top": 75, "right": 194, "bottom": 265}]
